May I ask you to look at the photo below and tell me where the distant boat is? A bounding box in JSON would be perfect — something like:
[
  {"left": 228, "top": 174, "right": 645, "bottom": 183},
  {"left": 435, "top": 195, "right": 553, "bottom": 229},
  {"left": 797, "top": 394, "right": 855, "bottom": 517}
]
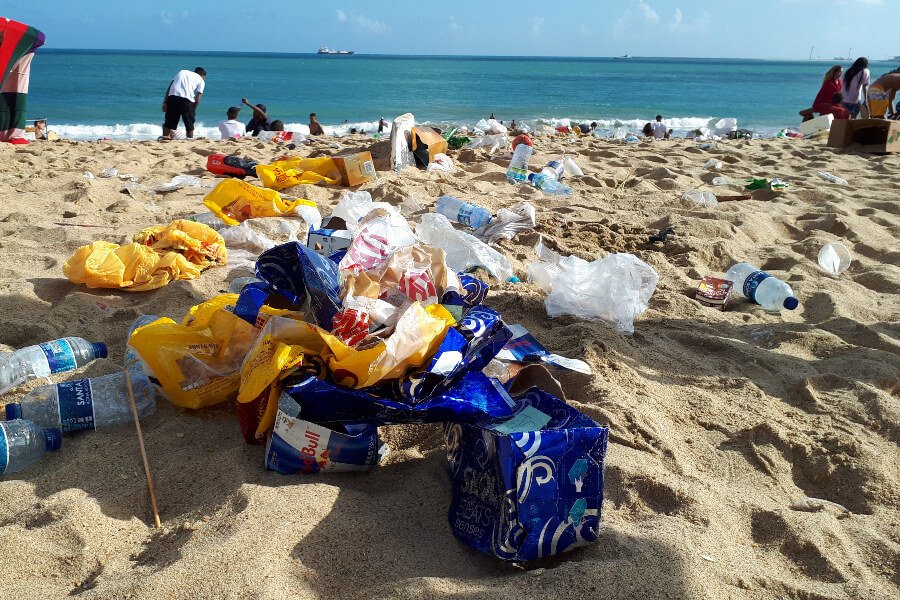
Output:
[
  {"left": 614, "top": 54, "right": 633, "bottom": 60},
  {"left": 318, "top": 46, "right": 354, "bottom": 55}
]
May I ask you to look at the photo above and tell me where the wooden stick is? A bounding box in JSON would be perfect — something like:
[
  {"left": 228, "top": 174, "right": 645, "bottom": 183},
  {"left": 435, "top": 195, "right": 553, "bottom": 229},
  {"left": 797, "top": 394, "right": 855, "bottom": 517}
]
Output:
[{"left": 125, "top": 370, "right": 161, "bottom": 528}]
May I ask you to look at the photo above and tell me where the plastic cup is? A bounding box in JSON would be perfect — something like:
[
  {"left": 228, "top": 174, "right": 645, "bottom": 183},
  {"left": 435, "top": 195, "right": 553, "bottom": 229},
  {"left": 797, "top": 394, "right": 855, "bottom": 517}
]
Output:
[{"left": 817, "top": 242, "right": 851, "bottom": 275}]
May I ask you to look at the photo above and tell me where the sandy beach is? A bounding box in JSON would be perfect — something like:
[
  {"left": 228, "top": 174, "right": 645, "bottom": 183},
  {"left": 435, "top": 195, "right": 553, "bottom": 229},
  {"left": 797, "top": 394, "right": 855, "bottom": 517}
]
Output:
[{"left": 0, "top": 132, "right": 897, "bottom": 599}]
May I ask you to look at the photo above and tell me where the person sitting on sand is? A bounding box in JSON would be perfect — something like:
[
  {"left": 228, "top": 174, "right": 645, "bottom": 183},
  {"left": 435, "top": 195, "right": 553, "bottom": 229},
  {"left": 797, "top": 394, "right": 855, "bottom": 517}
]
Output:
[
  {"left": 270, "top": 120, "right": 285, "bottom": 131},
  {"left": 242, "top": 98, "right": 270, "bottom": 136},
  {"left": 650, "top": 115, "right": 670, "bottom": 139},
  {"left": 308, "top": 113, "right": 325, "bottom": 136},
  {"left": 642, "top": 122, "right": 654, "bottom": 138},
  {"left": 162, "top": 67, "right": 206, "bottom": 139},
  {"left": 866, "top": 68, "right": 900, "bottom": 119},
  {"left": 33, "top": 119, "right": 47, "bottom": 140},
  {"left": 578, "top": 122, "right": 597, "bottom": 134},
  {"left": 218, "top": 106, "right": 246, "bottom": 139},
  {"left": 841, "top": 57, "right": 870, "bottom": 119},
  {"left": 812, "top": 65, "right": 850, "bottom": 120}
]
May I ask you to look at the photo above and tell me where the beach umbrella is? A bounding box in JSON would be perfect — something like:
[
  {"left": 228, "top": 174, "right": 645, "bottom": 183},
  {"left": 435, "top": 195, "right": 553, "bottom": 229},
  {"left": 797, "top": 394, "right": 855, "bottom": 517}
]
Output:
[{"left": 0, "top": 17, "right": 45, "bottom": 143}]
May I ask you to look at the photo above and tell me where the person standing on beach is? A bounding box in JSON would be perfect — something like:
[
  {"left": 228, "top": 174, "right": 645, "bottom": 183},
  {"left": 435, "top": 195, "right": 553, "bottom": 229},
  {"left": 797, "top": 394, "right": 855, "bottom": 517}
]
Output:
[
  {"left": 378, "top": 117, "right": 386, "bottom": 133},
  {"left": 308, "top": 113, "right": 325, "bottom": 136},
  {"left": 841, "top": 57, "right": 870, "bottom": 119},
  {"left": 162, "top": 67, "right": 206, "bottom": 139},
  {"left": 812, "top": 65, "right": 850, "bottom": 119},
  {"left": 866, "top": 68, "right": 900, "bottom": 119}
]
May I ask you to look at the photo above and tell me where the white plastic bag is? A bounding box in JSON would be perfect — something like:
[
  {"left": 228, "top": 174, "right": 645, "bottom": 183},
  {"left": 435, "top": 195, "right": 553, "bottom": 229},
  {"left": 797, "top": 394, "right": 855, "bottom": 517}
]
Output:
[
  {"left": 390, "top": 113, "right": 416, "bottom": 171},
  {"left": 563, "top": 156, "right": 584, "bottom": 178},
  {"left": 426, "top": 153, "right": 454, "bottom": 173},
  {"left": 474, "top": 202, "right": 536, "bottom": 244},
  {"left": 331, "top": 191, "right": 393, "bottom": 234},
  {"left": 683, "top": 190, "right": 717, "bottom": 207},
  {"left": 712, "top": 118, "right": 737, "bottom": 135},
  {"left": 415, "top": 213, "right": 513, "bottom": 281}
]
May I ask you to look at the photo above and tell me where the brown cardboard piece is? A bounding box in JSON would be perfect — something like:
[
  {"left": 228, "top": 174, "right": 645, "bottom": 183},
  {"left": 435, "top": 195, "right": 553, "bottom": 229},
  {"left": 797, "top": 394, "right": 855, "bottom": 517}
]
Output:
[
  {"left": 827, "top": 118, "right": 900, "bottom": 153},
  {"left": 410, "top": 127, "right": 449, "bottom": 167},
  {"left": 332, "top": 151, "right": 377, "bottom": 186}
]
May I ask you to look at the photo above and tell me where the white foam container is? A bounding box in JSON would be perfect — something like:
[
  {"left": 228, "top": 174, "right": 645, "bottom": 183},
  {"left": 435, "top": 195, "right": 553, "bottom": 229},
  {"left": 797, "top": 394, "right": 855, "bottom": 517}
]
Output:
[{"left": 800, "top": 113, "right": 834, "bottom": 137}]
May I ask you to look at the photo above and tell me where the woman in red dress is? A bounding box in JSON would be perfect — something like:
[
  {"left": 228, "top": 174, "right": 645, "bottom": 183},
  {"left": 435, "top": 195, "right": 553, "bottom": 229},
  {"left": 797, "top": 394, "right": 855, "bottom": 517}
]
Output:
[{"left": 813, "top": 65, "right": 850, "bottom": 119}]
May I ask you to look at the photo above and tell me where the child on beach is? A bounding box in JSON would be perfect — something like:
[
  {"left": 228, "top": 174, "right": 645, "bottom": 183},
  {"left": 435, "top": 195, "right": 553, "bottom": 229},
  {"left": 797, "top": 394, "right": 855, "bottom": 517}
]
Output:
[
  {"left": 218, "top": 106, "right": 246, "bottom": 139},
  {"left": 308, "top": 113, "right": 325, "bottom": 136},
  {"left": 841, "top": 57, "right": 870, "bottom": 118},
  {"left": 242, "top": 98, "right": 270, "bottom": 136}
]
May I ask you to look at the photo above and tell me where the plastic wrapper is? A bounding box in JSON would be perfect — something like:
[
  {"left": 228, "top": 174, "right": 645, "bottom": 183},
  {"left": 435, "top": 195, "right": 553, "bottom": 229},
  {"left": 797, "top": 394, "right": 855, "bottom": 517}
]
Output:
[
  {"left": 496, "top": 324, "right": 592, "bottom": 374},
  {"left": 426, "top": 153, "right": 454, "bottom": 173},
  {"left": 203, "top": 178, "right": 317, "bottom": 226},
  {"left": 265, "top": 392, "right": 384, "bottom": 474},
  {"left": 445, "top": 386, "right": 609, "bottom": 561},
  {"left": 415, "top": 213, "right": 513, "bottom": 281},
  {"left": 63, "top": 220, "right": 227, "bottom": 292},
  {"left": 473, "top": 202, "right": 536, "bottom": 245},
  {"left": 390, "top": 113, "right": 416, "bottom": 170},
  {"left": 218, "top": 217, "right": 312, "bottom": 256},
  {"left": 528, "top": 240, "right": 658, "bottom": 334},
  {"left": 255, "top": 157, "right": 342, "bottom": 190},
  {"left": 339, "top": 207, "right": 418, "bottom": 275},
  {"left": 128, "top": 294, "right": 296, "bottom": 409},
  {"left": 465, "top": 134, "right": 508, "bottom": 154}
]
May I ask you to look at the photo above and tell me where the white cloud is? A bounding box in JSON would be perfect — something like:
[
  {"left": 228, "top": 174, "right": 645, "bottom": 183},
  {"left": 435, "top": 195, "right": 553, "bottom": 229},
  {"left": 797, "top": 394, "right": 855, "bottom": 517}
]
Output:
[
  {"left": 638, "top": 1, "right": 660, "bottom": 23},
  {"left": 532, "top": 16, "right": 545, "bottom": 38},
  {"left": 335, "top": 9, "right": 347, "bottom": 22},
  {"left": 352, "top": 14, "right": 390, "bottom": 35},
  {"left": 669, "top": 9, "right": 711, "bottom": 33}
]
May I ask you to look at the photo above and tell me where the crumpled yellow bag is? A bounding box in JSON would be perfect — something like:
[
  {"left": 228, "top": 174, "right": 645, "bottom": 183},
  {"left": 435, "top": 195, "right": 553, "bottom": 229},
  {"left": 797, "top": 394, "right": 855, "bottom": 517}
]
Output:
[
  {"left": 255, "top": 157, "right": 342, "bottom": 191},
  {"left": 129, "top": 294, "right": 300, "bottom": 409},
  {"left": 63, "top": 220, "right": 226, "bottom": 291},
  {"left": 234, "top": 303, "right": 454, "bottom": 441},
  {"left": 203, "top": 179, "right": 316, "bottom": 226}
]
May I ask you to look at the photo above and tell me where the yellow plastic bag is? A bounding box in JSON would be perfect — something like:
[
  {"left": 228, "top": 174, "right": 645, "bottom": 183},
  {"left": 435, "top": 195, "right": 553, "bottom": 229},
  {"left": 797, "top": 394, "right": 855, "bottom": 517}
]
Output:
[
  {"left": 63, "top": 220, "right": 226, "bottom": 291},
  {"left": 129, "top": 295, "right": 299, "bottom": 409},
  {"left": 202, "top": 179, "right": 316, "bottom": 226},
  {"left": 255, "top": 157, "right": 342, "bottom": 190}
]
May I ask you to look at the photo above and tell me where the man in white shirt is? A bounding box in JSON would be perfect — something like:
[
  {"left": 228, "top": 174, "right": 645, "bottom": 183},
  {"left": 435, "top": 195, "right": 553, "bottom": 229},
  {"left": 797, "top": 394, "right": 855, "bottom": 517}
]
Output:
[
  {"left": 651, "top": 115, "right": 670, "bottom": 139},
  {"left": 162, "top": 67, "right": 206, "bottom": 139},
  {"left": 218, "top": 106, "right": 246, "bottom": 139}
]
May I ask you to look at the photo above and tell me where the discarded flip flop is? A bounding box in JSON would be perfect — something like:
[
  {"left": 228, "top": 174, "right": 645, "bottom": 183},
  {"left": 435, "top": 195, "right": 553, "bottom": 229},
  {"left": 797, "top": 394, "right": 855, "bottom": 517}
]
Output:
[{"left": 649, "top": 226, "right": 676, "bottom": 243}]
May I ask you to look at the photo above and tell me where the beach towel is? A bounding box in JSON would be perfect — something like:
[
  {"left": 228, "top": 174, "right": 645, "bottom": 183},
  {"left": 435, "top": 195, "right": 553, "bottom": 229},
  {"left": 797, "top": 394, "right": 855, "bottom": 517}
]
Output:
[{"left": 0, "top": 18, "right": 45, "bottom": 143}]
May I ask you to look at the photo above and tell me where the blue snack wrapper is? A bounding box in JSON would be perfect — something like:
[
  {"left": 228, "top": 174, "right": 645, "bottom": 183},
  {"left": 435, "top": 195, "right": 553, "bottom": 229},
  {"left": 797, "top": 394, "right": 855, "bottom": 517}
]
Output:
[
  {"left": 284, "top": 371, "right": 518, "bottom": 427},
  {"left": 248, "top": 242, "right": 342, "bottom": 329},
  {"left": 445, "top": 388, "right": 608, "bottom": 561},
  {"left": 265, "top": 392, "right": 383, "bottom": 474},
  {"left": 496, "top": 324, "right": 592, "bottom": 375}
]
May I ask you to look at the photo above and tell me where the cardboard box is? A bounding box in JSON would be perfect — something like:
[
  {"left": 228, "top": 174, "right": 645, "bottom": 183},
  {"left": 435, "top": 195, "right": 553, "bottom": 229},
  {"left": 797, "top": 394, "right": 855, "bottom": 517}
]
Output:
[
  {"left": 332, "top": 151, "right": 376, "bottom": 186},
  {"left": 410, "top": 127, "right": 448, "bottom": 167},
  {"left": 305, "top": 216, "right": 351, "bottom": 257},
  {"left": 827, "top": 118, "right": 900, "bottom": 153}
]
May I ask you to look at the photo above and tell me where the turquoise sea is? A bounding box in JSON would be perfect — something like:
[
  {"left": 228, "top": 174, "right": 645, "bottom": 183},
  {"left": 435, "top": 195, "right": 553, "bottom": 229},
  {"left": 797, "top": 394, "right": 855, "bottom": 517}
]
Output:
[{"left": 26, "top": 50, "right": 900, "bottom": 140}]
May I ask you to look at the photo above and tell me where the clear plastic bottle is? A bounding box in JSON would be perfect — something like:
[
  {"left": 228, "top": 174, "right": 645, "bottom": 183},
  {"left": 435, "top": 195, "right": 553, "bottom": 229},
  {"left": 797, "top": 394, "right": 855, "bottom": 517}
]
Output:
[
  {"left": 5, "top": 316, "right": 160, "bottom": 433},
  {"left": 540, "top": 159, "right": 565, "bottom": 180},
  {"left": 817, "top": 171, "right": 848, "bottom": 186},
  {"left": 724, "top": 262, "right": 799, "bottom": 312},
  {"left": 229, "top": 276, "right": 263, "bottom": 294},
  {"left": 0, "top": 419, "right": 62, "bottom": 475},
  {"left": 527, "top": 173, "right": 573, "bottom": 197},
  {"left": 0, "top": 338, "right": 107, "bottom": 391},
  {"left": 184, "top": 211, "right": 224, "bottom": 229},
  {"left": 435, "top": 195, "right": 493, "bottom": 229},
  {"left": 506, "top": 144, "right": 532, "bottom": 184}
]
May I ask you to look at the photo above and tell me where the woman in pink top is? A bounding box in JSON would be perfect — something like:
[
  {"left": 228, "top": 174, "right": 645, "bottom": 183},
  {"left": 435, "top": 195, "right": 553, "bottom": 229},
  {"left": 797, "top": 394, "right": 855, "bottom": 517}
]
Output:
[
  {"left": 812, "top": 65, "right": 850, "bottom": 119},
  {"left": 841, "top": 57, "right": 870, "bottom": 118}
]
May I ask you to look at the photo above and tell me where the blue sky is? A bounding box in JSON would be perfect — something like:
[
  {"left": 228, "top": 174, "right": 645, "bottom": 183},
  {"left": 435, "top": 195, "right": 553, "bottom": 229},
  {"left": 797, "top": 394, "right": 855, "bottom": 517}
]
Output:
[{"left": 3, "top": 0, "right": 897, "bottom": 59}]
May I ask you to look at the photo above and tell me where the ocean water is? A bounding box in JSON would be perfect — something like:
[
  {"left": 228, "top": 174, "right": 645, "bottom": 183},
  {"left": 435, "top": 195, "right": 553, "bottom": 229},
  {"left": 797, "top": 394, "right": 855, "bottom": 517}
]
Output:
[{"left": 25, "top": 50, "right": 884, "bottom": 140}]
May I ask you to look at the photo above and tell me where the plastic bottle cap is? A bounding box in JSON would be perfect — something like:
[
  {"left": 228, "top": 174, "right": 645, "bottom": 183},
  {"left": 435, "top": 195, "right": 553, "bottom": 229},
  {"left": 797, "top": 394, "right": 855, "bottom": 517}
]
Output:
[
  {"left": 93, "top": 342, "right": 108, "bottom": 359},
  {"left": 44, "top": 428, "right": 63, "bottom": 452},
  {"left": 783, "top": 297, "right": 799, "bottom": 310},
  {"left": 4, "top": 403, "right": 22, "bottom": 421}
]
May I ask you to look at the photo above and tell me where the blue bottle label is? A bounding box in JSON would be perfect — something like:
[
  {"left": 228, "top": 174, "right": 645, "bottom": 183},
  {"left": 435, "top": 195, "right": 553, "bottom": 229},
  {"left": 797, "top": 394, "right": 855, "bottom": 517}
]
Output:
[
  {"left": 0, "top": 422, "right": 8, "bottom": 474},
  {"left": 56, "top": 379, "right": 96, "bottom": 432},
  {"left": 743, "top": 270, "right": 770, "bottom": 304},
  {"left": 39, "top": 339, "right": 76, "bottom": 373},
  {"left": 457, "top": 204, "right": 475, "bottom": 227}
]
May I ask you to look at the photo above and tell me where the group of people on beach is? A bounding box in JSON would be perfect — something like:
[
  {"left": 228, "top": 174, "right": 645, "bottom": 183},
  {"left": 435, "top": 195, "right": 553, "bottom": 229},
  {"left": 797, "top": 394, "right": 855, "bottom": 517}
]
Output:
[
  {"left": 161, "top": 67, "right": 328, "bottom": 140},
  {"left": 811, "top": 57, "right": 900, "bottom": 120}
]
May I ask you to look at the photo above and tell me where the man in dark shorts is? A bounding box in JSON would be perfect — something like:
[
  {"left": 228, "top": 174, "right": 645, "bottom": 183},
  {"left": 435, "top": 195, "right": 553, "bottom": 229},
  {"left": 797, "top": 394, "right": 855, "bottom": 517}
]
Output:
[{"left": 162, "top": 67, "right": 206, "bottom": 139}]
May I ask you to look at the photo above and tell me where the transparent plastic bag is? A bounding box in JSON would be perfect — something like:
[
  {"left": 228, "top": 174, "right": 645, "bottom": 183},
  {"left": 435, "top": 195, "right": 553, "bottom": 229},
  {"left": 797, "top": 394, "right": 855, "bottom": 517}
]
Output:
[{"left": 415, "top": 213, "right": 513, "bottom": 281}]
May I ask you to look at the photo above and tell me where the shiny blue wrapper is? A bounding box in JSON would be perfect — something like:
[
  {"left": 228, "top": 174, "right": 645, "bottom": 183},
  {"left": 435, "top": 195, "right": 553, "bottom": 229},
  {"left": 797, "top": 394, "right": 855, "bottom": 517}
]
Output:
[
  {"left": 445, "top": 388, "right": 608, "bottom": 561},
  {"left": 284, "top": 371, "right": 518, "bottom": 427}
]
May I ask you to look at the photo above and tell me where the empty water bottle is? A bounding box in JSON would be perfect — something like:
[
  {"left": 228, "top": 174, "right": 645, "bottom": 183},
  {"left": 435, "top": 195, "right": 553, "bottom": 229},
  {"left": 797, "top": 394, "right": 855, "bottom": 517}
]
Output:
[
  {"left": 185, "top": 211, "right": 224, "bottom": 229},
  {"left": 506, "top": 144, "right": 532, "bottom": 184},
  {"left": 540, "top": 159, "right": 565, "bottom": 180},
  {"left": 435, "top": 195, "right": 494, "bottom": 229},
  {"left": 527, "top": 173, "right": 573, "bottom": 197},
  {"left": 0, "top": 338, "right": 107, "bottom": 391},
  {"left": 683, "top": 190, "right": 717, "bottom": 207},
  {"left": 0, "top": 419, "right": 62, "bottom": 475},
  {"left": 5, "top": 316, "right": 160, "bottom": 433},
  {"left": 725, "top": 262, "right": 799, "bottom": 312},
  {"left": 817, "top": 171, "right": 848, "bottom": 186}
]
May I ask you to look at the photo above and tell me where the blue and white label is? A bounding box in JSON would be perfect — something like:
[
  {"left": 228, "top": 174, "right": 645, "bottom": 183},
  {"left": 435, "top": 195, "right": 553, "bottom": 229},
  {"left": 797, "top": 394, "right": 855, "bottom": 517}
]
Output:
[
  {"left": 39, "top": 339, "right": 76, "bottom": 374},
  {"left": 743, "top": 270, "right": 771, "bottom": 304},
  {"left": 0, "top": 422, "right": 8, "bottom": 474},
  {"left": 56, "top": 379, "right": 96, "bottom": 432}
]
